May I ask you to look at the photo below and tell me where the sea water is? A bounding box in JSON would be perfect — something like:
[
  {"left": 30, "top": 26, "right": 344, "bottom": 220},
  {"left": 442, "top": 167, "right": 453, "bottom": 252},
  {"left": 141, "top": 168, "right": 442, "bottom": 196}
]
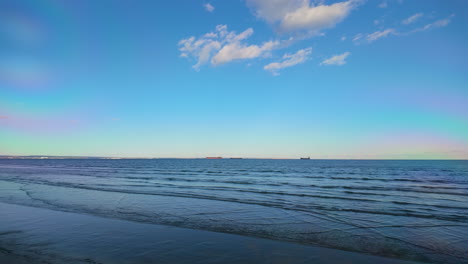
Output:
[{"left": 0, "top": 159, "right": 467, "bottom": 263}]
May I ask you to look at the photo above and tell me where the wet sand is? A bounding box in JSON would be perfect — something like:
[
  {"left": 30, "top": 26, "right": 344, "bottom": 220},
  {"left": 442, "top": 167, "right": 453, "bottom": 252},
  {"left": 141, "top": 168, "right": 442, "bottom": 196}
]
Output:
[{"left": 0, "top": 202, "right": 426, "bottom": 264}]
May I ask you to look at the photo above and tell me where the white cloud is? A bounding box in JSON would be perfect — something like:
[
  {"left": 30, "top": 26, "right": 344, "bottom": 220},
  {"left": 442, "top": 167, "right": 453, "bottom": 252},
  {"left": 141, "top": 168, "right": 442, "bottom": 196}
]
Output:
[
  {"left": 321, "top": 52, "right": 350, "bottom": 66},
  {"left": 264, "top": 47, "right": 312, "bottom": 75},
  {"left": 417, "top": 16, "right": 452, "bottom": 32},
  {"left": 212, "top": 40, "right": 278, "bottom": 65},
  {"left": 366, "top": 28, "right": 396, "bottom": 42},
  {"left": 378, "top": 1, "right": 387, "bottom": 8},
  {"left": 341, "top": 36, "right": 346, "bottom": 41},
  {"left": 352, "top": 33, "right": 363, "bottom": 42},
  {"left": 281, "top": 1, "right": 356, "bottom": 33},
  {"left": 179, "top": 25, "right": 279, "bottom": 70},
  {"left": 246, "top": 0, "right": 304, "bottom": 24},
  {"left": 204, "top": 3, "right": 215, "bottom": 12},
  {"left": 353, "top": 15, "right": 453, "bottom": 45},
  {"left": 402, "top": 13, "right": 423, "bottom": 25},
  {"left": 400, "top": 15, "right": 454, "bottom": 35},
  {"left": 246, "top": 0, "right": 360, "bottom": 35}
]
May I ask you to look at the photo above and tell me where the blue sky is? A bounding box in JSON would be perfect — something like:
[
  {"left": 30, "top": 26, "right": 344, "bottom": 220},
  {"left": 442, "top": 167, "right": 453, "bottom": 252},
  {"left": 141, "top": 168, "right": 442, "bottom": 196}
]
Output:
[{"left": 0, "top": 0, "right": 467, "bottom": 159}]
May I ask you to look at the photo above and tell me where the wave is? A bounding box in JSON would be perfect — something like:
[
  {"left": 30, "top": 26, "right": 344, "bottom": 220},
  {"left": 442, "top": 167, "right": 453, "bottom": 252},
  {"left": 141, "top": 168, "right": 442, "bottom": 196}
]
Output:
[{"left": 3, "top": 178, "right": 468, "bottom": 224}]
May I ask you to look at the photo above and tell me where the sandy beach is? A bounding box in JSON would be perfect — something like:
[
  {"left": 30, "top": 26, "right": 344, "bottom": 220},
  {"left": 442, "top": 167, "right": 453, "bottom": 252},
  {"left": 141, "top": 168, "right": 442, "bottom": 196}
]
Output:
[{"left": 0, "top": 202, "right": 428, "bottom": 264}]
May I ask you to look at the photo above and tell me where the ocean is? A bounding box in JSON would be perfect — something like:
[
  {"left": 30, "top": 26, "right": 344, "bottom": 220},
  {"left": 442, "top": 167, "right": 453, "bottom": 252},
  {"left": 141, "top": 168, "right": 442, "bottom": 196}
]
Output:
[{"left": 1, "top": 159, "right": 467, "bottom": 263}]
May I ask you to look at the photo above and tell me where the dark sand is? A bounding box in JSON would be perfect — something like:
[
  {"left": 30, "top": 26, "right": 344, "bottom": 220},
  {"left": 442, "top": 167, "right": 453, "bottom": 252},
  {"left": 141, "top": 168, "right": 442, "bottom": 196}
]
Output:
[{"left": 0, "top": 202, "right": 426, "bottom": 264}]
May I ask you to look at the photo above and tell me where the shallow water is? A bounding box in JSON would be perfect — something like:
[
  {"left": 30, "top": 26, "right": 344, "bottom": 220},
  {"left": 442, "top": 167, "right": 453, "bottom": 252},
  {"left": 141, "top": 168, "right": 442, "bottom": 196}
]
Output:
[
  {"left": 0, "top": 202, "right": 425, "bottom": 264},
  {"left": 1, "top": 159, "right": 467, "bottom": 263}
]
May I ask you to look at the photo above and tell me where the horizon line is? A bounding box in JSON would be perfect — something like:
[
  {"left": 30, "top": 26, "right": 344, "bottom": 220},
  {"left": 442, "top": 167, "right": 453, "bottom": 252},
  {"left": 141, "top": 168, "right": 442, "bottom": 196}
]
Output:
[{"left": 0, "top": 155, "right": 467, "bottom": 161}]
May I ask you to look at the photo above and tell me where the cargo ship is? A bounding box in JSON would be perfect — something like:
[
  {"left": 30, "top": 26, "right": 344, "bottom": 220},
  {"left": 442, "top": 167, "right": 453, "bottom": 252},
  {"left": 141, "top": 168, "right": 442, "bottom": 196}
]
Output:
[
  {"left": 206, "top": 157, "right": 222, "bottom": 159},
  {"left": 300, "top": 157, "right": 310, "bottom": 160}
]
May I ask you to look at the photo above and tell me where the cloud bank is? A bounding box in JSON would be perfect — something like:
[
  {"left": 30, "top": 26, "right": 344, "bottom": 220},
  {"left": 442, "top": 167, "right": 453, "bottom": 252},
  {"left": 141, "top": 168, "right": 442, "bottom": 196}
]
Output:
[{"left": 178, "top": 2, "right": 454, "bottom": 74}]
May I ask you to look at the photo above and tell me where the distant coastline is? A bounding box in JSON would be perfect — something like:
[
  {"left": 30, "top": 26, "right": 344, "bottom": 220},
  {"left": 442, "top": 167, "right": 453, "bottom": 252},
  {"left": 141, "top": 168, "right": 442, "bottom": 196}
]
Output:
[
  {"left": 0, "top": 155, "right": 466, "bottom": 161},
  {"left": 0, "top": 155, "right": 122, "bottom": 160}
]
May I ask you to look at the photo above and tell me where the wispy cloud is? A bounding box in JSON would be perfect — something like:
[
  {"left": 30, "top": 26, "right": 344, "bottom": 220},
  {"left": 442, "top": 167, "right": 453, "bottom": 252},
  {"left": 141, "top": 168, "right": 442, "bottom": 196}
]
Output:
[
  {"left": 179, "top": 25, "right": 279, "bottom": 70},
  {"left": 366, "top": 28, "right": 397, "bottom": 42},
  {"left": 321, "top": 52, "right": 350, "bottom": 66},
  {"left": 413, "top": 15, "right": 453, "bottom": 32},
  {"left": 352, "top": 33, "right": 363, "bottom": 42},
  {"left": 378, "top": 1, "right": 387, "bottom": 8},
  {"left": 204, "top": 3, "right": 215, "bottom": 12},
  {"left": 374, "top": 19, "right": 383, "bottom": 25},
  {"left": 402, "top": 13, "right": 423, "bottom": 25},
  {"left": 264, "top": 47, "right": 312, "bottom": 75},
  {"left": 353, "top": 30, "right": 395, "bottom": 44},
  {"left": 354, "top": 15, "right": 453, "bottom": 44},
  {"left": 0, "top": 115, "right": 9, "bottom": 119},
  {"left": 246, "top": 0, "right": 361, "bottom": 35}
]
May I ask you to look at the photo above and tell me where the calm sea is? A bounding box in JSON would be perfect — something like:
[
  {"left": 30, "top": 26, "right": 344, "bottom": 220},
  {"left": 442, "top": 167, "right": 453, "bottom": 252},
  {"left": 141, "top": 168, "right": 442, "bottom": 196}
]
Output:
[{"left": 1, "top": 159, "right": 467, "bottom": 263}]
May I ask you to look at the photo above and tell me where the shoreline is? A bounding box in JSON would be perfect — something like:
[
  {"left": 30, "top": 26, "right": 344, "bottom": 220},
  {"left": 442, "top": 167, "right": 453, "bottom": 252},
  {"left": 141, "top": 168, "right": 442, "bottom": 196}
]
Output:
[
  {"left": 0, "top": 202, "right": 426, "bottom": 264},
  {"left": 2, "top": 157, "right": 467, "bottom": 161}
]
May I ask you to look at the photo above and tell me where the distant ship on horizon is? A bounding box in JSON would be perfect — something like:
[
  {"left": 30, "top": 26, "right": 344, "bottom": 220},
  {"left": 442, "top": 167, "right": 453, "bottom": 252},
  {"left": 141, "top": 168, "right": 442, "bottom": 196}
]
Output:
[
  {"left": 206, "top": 157, "right": 223, "bottom": 159},
  {"left": 300, "top": 157, "right": 310, "bottom": 160}
]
